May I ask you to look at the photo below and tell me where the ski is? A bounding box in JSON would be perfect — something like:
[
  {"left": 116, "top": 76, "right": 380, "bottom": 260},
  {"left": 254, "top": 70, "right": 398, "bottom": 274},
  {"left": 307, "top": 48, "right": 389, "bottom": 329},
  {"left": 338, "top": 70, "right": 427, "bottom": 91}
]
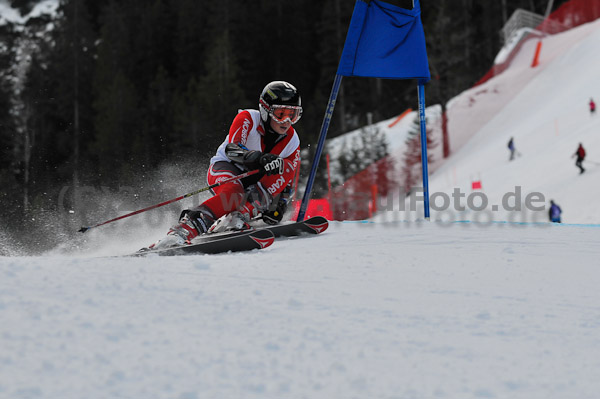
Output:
[
  {"left": 263, "top": 216, "right": 329, "bottom": 238},
  {"left": 193, "top": 215, "right": 329, "bottom": 240},
  {"left": 131, "top": 216, "right": 327, "bottom": 257},
  {"left": 133, "top": 229, "right": 275, "bottom": 256}
]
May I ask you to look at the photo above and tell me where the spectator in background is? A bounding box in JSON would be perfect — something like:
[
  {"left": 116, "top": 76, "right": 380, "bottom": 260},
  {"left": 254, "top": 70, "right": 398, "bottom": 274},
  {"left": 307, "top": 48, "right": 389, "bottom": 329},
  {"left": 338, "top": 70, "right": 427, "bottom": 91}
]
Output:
[
  {"left": 549, "top": 200, "right": 562, "bottom": 223},
  {"left": 590, "top": 98, "right": 596, "bottom": 115},
  {"left": 573, "top": 143, "right": 586, "bottom": 174},
  {"left": 507, "top": 137, "right": 516, "bottom": 161}
]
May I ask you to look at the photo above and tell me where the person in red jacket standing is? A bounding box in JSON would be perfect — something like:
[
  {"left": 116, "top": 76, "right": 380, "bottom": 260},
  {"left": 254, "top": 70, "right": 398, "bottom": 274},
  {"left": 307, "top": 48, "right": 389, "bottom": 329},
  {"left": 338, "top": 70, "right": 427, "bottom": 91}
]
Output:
[
  {"left": 590, "top": 98, "right": 596, "bottom": 115},
  {"left": 573, "top": 143, "right": 586, "bottom": 174},
  {"left": 150, "top": 81, "right": 302, "bottom": 250}
]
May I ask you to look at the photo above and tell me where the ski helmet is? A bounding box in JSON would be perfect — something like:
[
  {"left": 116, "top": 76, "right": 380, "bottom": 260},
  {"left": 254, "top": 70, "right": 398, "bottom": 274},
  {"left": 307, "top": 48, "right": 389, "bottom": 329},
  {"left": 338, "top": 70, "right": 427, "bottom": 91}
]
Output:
[{"left": 259, "top": 81, "right": 302, "bottom": 125}]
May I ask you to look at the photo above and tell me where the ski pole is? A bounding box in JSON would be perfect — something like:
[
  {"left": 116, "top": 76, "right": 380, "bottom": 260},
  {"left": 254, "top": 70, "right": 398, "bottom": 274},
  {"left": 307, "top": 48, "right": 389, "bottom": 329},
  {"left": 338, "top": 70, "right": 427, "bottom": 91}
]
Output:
[{"left": 78, "top": 169, "right": 259, "bottom": 233}]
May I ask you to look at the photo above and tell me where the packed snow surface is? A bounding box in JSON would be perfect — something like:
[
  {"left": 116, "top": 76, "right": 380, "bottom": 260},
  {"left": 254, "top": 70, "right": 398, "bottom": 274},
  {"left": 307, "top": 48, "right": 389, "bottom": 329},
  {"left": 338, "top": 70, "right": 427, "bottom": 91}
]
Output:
[
  {"left": 1, "top": 221, "right": 600, "bottom": 399},
  {"left": 431, "top": 18, "right": 600, "bottom": 224},
  {"left": 2, "top": 6, "right": 600, "bottom": 399}
]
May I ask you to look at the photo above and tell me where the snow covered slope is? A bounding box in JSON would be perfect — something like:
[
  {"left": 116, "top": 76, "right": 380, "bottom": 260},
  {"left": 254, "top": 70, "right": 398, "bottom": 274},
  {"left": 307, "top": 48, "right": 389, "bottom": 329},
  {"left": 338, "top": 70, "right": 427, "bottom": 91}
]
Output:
[
  {"left": 2, "top": 221, "right": 600, "bottom": 399},
  {"left": 2, "top": 9, "right": 600, "bottom": 399},
  {"left": 329, "top": 19, "right": 600, "bottom": 224},
  {"left": 425, "top": 19, "right": 600, "bottom": 224},
  {"left": 365, "top": 18, "right": 600, "bottom": 224}
]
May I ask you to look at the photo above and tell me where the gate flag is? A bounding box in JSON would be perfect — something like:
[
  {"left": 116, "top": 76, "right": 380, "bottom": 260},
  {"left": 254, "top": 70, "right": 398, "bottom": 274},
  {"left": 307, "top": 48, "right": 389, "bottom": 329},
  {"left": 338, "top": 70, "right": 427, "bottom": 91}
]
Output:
[
  {"left": 297, "top": 0, "right": 433, "bottom": 221},
  {"left": 337, "top": 0, "right": 430, "bottom": 83}
]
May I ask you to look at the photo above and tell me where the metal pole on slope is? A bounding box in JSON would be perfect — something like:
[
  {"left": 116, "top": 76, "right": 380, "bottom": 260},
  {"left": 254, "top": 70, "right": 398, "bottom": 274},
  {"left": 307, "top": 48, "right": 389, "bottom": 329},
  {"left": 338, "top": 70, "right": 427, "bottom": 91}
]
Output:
[
  {"left": 532, "top": 0, "right": 555, "bottom": 67},
  {"left": 297, "top": 74, "right": 343, "bottom": 222},
  {"left": 544, "top": 0, "right": 555, "bottom": 22},
  {"left": 418, "top": 84, "right": 431, "bottom": 220},
  {"left": 413, "top": 0, "right": 430, "bottom": 220}
]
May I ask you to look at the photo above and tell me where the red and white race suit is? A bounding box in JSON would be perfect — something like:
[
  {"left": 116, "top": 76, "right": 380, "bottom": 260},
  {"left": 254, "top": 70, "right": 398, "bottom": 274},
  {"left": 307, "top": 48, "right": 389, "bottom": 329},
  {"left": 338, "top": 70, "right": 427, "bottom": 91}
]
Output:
[{"left": 203, "top": 109, "right": 300, "bottom": 219}]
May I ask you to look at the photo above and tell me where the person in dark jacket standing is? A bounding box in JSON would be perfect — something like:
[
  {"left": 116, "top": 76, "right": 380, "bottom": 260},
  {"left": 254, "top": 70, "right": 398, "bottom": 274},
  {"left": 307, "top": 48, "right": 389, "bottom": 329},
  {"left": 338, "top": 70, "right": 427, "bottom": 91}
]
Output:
[
  {"left": 507, "top": 137, "right": 516, "bottom": 161},
  {"left": 548, "top": 200, "right": 562, "bottom": 223},
  {"left": 573, "top": 143, "right": 586, "bottom": 174}
]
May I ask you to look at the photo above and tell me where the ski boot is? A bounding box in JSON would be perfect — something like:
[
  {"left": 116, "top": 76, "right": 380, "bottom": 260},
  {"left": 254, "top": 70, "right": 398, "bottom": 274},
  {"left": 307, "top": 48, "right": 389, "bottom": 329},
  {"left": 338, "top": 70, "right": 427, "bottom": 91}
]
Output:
[
  {"left": 207, "top": 211, "right": 251, "bottom": 234},
  {"left": 206, "top": 184, "right": 273, "bottom": 233},
  {"left": 147, "top": 206, "right": 215, "bottom": 250}
]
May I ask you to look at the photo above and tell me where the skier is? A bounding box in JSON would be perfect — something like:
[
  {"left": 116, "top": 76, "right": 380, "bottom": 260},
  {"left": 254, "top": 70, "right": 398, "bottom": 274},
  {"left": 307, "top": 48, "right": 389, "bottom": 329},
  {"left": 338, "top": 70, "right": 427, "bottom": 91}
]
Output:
[
  {"left": 590, "top": 98, "right": 596, "bottom": 115},
  {"left": 573, "top": 143, "right": 586, "bottom": 174},
  {"left": 149, "top": 81, "right": 302, "bottom": 250},
  {"left": 507, "top": 137, "right": 516, "bottom": 161},
  {"left": 548, "top": 200, "right": 562, "bottom": 223}
]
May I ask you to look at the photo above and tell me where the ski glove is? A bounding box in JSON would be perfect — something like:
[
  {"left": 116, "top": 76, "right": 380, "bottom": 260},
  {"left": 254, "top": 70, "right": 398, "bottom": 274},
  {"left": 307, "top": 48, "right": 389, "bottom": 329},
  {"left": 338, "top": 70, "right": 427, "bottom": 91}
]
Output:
[
  {"left": 225, "top": 143, "right": 283, "bottom": 175},
  {"left": 262, "top": 186, "right": 291, "bottom": 225},
  {"left": 225, "top": 143, "right": 262, "bottom": 168},
  {"left": 259, "top": 153, "right": 284, "bottom": 176},
  {"left": 262, "top": 198, "right": 287, "bottom": 225}
]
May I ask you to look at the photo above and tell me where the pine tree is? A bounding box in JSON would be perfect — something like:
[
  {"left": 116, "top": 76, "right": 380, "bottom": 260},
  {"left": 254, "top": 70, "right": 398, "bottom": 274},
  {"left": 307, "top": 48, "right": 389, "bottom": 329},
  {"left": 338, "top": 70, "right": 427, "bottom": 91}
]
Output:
[
  {"left": 173, "top": 0, "right": 209, "bottom": 88},
  {"left": 92, "top": 71, "right": 138, "bottom": 181},
  {"left": 132, "top": 0, "right": 174, "bottom": 165},
  {"left": 196, "top": 30, "right": 247, "bottom": 152},
  {"left": 142, "top": 65, "right": 173, "bottom": 164},
  {"left": 0, "top": 25, "right": 16, "bottom": 172},
  {"left": 401, "top": 116, "right": 436, "bottom": 193},
  {"left": 171, "top": 77, "right": 204, "bottom": 154},
  {"left": 0, "top": 23, "right": 19, "bottom": 219},
  {"left": 52, "top": 0, "right": 97, "bottom": 188},
  {"left": 16, "top": 2, "right": 96, "bottom": 210},
  {"left": 91, "top": 1, "right": 138, "bottom": 182},
  {"left": 335, "top": 124, "right": 390, "bottom": 183},
  {"left": 8, "top": 0, "right": 36, "bottom": 15}
]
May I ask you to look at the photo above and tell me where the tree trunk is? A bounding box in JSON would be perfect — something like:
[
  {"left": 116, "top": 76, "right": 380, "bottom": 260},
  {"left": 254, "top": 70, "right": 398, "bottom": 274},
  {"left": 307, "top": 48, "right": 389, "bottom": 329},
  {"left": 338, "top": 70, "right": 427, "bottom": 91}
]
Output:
[
  {"left": 441, "top": 102, "right": 450, "bottom": 158},
  {"left": 72, "top": 0, "right": 80, "bottom": 213},
  {"left": 334, "top": 0, "right": 346, "bottom": 132},
  {"left": 23, "top": 107, "right": 31, "bottom": 212}
]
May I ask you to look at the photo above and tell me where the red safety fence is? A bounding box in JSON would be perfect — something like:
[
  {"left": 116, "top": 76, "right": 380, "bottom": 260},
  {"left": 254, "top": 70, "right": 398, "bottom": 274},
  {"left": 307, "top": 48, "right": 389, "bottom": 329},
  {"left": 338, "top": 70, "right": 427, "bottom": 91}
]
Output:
[
  {"left": 477, "top": 0, "right": 600, "bottom": 86},
  {"left": 329, "top": 156, "right": 397, "bottom": 221},
  {"left": 291, "top": 199, "right": 333, "bottom": 220},
  {"left": 540, "top": 0, "right": 600, "bottom": 32}
]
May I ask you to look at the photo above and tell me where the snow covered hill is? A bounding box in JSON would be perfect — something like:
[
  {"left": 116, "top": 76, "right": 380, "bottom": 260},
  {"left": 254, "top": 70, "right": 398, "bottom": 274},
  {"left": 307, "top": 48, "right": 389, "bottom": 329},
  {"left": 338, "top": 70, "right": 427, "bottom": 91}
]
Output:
[
  {"left": 427, "top": 18, "right": 600, "bottom": 224},
  {"left": 328, "top": 18, "right": 600, "bottom": 224},
  {"left": 2, "top": 7, "right": 600, "bottom": 399},
  {"left": 2, "top": 222, "right": 600, "bottom": 399}
]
